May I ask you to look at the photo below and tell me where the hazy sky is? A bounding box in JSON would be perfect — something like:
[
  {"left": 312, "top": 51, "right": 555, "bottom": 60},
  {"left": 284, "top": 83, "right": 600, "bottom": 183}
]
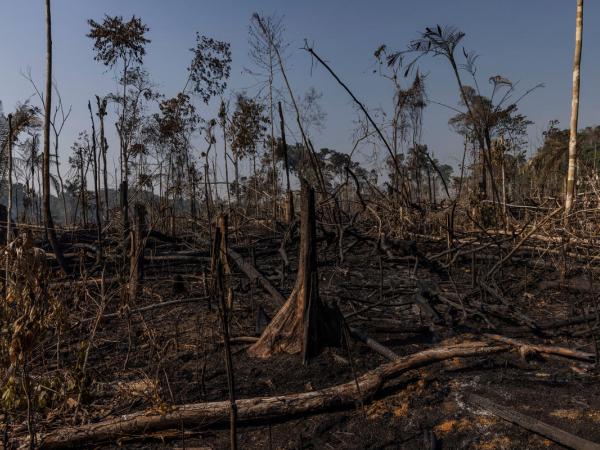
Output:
[{"left": 0, "top": 0, "right": 598, "bottom": 178}]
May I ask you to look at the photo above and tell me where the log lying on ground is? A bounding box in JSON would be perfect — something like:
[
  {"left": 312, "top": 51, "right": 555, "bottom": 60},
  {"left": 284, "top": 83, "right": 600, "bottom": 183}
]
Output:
[
  {"left": 467, "top": 393, "right": 600, "bottom": 450},
  {"left": 484, "top": 334, "right": 595, "bottom": 362},
  {"left": 40, "top": 342, "right": 506, "bottom": 449},
  {"left": 348, "top": 327, "right": 401, "bottom": 361}
]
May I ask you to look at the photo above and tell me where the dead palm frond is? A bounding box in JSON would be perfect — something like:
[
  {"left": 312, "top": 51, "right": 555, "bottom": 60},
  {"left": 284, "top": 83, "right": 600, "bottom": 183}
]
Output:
[{"left": 0, "top": 102, "right": 41, "bottom": 191}]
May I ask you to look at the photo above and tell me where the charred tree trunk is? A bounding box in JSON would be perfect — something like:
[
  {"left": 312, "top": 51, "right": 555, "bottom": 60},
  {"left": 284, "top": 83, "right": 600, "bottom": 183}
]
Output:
[
  {"left": 278, "top": 101, "right": 294, "bottom": 224},
  {"left": 6, "top": 114, "right": 13, "bottom": 246},
  {"left": 233, "top": 155, "right": 240, "bottom": 207},
  {"left": 96, "top": 95, "right": 110, "bottom": 223},
  {"left": 80, "top": 149, "right": 88, "bottom": 227},
  {"left": 88, "top": 100, "right": 103, "bottom": 261},
  {"left": 221, "top": 111, "right": 232, "bottom": 209},
  {"left": 211, "top": 215, "right": 238, "bottom": 449},
  {"left": 38, "top": 343, "right": 505, "bottom": 449},
  {"left": 119, "top": 58, "right": 131, "bottom": 249},
  {"left": 43, "top": 0, "right": 68, "bottom": 273},
  {"left": 204, "top": 160, "right": 213, "bottom": 245},
  {"left": 248, "top": 180, "right": 342, "bottom": 363},
  {"left": 120, "top": 178, "right": 129, "bottom": 244},
  {"left": 129, "top": 204, "right": 146, "bottom": 301},
  {"left": 218, "top": 215, "right": 234, "bottom": 309}
]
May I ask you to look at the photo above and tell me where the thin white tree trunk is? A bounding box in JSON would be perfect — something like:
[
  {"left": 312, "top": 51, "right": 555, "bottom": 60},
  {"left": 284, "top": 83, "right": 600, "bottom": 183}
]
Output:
[{"left": 564, "top": 0, "right": 584, "bottom": 218}]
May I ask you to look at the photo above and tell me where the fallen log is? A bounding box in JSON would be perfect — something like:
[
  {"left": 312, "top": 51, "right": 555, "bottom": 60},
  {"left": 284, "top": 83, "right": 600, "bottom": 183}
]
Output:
[
  {"left": 348, "top": 327, "right": 401, "bottom": 361},
  {"left": 40, "top": 342, "right": 506, "bottom": 449},
  {"left": 467, "top": 393, "right": 600, "bottom": 450},
  {"left": 484, "top": 334, "right": 595, "bottom": 362}
]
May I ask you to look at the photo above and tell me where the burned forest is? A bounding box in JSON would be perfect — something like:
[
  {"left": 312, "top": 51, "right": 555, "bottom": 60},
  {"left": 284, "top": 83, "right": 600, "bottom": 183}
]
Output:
[{"left": 2, "top": 1, "right": 600, "bottom": 449}]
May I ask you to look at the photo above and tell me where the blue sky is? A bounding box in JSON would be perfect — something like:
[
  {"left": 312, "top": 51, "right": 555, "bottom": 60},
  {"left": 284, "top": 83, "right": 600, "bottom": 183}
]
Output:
[{"left": 0, "top": 0, "right": 598, "bottom": 178}]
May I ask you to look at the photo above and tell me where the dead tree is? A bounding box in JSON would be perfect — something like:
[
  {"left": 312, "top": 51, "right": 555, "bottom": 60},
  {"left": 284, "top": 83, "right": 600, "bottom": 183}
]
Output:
[
  {"left": 6, "top": 114, "right": 13, "bottom": 246},
  {"left": 564, "top": 0, "right": 584, "bottom": 218},
  {"left": 88, "top": 100, "right": 102, "bottom": 261},
  {"left": 95, "top": 95, "right": 109, "bottom": 223},
  {"left": 249, "top": 180, "right": 342, "bottom": 363},
  {"left": 278, "top": 101, "right": 294, "bottom": 223},
  {"left": 210, "top": 214, "right": 238, "bottom": 449},
  {"left": 218, "top": 215, "right": 234, "bottom": 309},
  {"left": 128, "top": 203, "right": 146, "bottom": 301},
  {"left": 43, "top": 0, "right": 68, "bottom": 273}
]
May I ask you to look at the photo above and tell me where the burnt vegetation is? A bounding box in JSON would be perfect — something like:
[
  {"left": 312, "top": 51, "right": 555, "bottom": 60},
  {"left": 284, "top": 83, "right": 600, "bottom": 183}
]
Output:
[{"left": 2, "top": 2, "right": 600, "bottom": 449}]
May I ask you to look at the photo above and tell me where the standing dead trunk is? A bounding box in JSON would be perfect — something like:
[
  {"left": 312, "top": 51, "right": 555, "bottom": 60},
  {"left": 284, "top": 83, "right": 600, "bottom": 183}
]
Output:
[
  {"left": 6, "top": 114, "right": 13, "bottom": 246},
  {"left": 129, "top": 203, "right": 146, "bottom": 301},
  {"left": 248, "top": 180, "right": 342, "bottom": 362},
  {"left": 119, "top": 59, "right": 131, "bottom": 248},
  {"left": 565, "top": 0, "right": 584, "bottom": 219},
  {"left": 218, "top": 215, "right": 234, "bottom": 309},
  {"left": 500, "top": 144, "right": 508, "bottom": 229},
  {"left": 278, "top": 102, "right": 294, "bottom": 223},
  {"left": 220, "top": 106, "right": 232, "bottom": 209},
  {"left": 233, "top": 155, "right": 240, "bottom": 207},
  {"left": 204, "top": 160, "right": 213, "bottom": 244},
  {"left": 43, "top": 0, "right": 68, "bottom": 273},
  {"left": 51, "top": 129, "right": 68, "bottom": 226},
  {"left": 79, "top": 147, "right": 88, "bottom": 226},
  {"left": 96, "top": 95, "right": 110, "bottom": 223},
  {"left": 268, "top": 70, "right": 278, "bottom": 225},
  {"left": 88, "top": 100, "right": 103, "bottom": 261},
  {"left": 210, "top": 216, "right": 238, "bottom": 449}
]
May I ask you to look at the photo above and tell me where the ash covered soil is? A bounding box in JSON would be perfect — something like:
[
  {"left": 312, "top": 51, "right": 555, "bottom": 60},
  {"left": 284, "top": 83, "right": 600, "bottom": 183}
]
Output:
[{"left": 29, "top": 230, "right": 600, "bottom": 449}]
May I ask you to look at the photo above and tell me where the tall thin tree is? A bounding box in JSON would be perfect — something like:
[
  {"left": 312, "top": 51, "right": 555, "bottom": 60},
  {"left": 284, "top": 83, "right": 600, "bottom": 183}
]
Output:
[
  {"left": 87, "top": 14, "right": 150, "bottom": 241},
  {"left": 43, "top": 0, "right": 68, "bottom": 272},
  {"left": 7, "top": 114, "right": 13, "bottom": 245},
  {"left": 96, "top": 95, "right": 110, "bottom": 222},
  {"left": 564, "top": 0, "right": 584, "bottom": 218},
  {"left": 88, "top": 100, "right": 103, "bottom": 260}
]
